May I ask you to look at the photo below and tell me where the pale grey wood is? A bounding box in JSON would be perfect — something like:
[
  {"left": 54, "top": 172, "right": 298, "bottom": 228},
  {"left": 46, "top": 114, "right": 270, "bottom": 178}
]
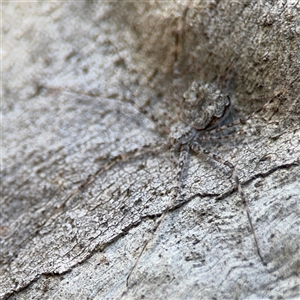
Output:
[{"left": 2, "top": 1, "right": 299, "bottom": 299}]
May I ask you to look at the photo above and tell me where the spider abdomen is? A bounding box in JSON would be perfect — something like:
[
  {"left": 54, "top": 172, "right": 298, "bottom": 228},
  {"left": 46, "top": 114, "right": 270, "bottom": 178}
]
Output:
[{"left": 181, "top": 81, "right": 231, "bottom": 130}]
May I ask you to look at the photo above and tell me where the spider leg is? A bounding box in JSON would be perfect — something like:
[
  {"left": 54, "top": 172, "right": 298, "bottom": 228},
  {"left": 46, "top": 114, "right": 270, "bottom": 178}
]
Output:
[
  {"left": 209, "top": 74, "right": 300, "bottom": 136},
  {"left": 232, "top": 168, "right": 267, "bottom": 265},
  {"left": 170, "top": 143, "right": 180, "bottom": 165},
  {"left": 199, "top": 130, "right": 244, "bottom": 145},
  {"left": 127, "top": 143, "right": 191, "bottom": 286},
  {"left": 173, "top": 1, "right": 191, "bottom": 76},
  {"left": 190, "top": 141, "right": 266, "bottom": 265},
  {"left": 174, "top": 144, "right": 190, "bottom": 204},
  {"left": 16, "top": 142, "right": 168, "bottom": 252}
]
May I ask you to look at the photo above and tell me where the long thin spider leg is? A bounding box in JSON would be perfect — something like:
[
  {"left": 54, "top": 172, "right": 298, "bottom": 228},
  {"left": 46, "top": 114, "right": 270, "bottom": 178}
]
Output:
[
  {"left": 209, "top": 74, "right": 300, "bottom": 136},
  {"left": 126, "top": 144, "right": 190, "bottom": 286},
  {"left": 190, "top": 141, "right": 266, "bottom": 265},
  {"left": 173, "top": 144, "right": 191, "bottom": 204},
  {"left": 46, "top": 88, "right": 171, "bottom": 137},
  {"left": 13, "top": 142, "right": 168, "bottom": 253},
  {"left": 173, "top": 1, "right": 191, "bottom": 76},
  {"left": 170, "top": 144, "right": 180, "bottom": 165},
  {"left": 199, "top": 129, "right": 245, "bottom": 144},
  {"left": 232, "top": 168, "right": 267, "bottom": 265},
  {"left": 92, "top": 142, "right": 168, "bottom": 188}
]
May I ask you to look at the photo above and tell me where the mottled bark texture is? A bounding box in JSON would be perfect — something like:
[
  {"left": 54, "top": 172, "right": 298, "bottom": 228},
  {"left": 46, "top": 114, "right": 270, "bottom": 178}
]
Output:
[{"left": 2, "top": 1, "right": 299, "bottom": 299}]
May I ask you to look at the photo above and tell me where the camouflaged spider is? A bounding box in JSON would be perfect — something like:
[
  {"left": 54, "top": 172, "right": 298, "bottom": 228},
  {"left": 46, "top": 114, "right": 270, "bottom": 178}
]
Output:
[
  {"left": 126, "top": 80, "right": 268, "bottom": 285},
  {"left": 44, "top": 75, "right": 297, "bottom": 289}
]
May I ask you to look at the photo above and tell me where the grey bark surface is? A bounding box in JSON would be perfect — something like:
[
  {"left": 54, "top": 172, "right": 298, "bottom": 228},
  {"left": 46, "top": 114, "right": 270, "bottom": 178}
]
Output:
[{"left": 1, "top": 1, "right": 299, "bottom": 300}]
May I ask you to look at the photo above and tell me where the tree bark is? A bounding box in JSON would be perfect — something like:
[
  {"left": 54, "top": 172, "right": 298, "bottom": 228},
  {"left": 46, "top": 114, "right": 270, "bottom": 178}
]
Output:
[{"left": 2, "top": 1, "right": 299, "bottom": 299}]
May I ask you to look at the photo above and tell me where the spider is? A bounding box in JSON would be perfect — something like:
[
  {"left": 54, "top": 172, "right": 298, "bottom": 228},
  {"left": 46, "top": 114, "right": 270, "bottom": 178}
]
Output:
[
  {"left": 123, "top": 74, "right": 299, "bottom": 285},
  {"left": 2, "top": 3, "right": 299, "bottom": 299},
  {"left": 125, "top": 79, "right": 269, "bottom": 285},
  {"left": 45, "top": 76, "right": 296, "bottom": 287},
  {"left": 2, "top": 73, "right": 297, "bottom": 300}
]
